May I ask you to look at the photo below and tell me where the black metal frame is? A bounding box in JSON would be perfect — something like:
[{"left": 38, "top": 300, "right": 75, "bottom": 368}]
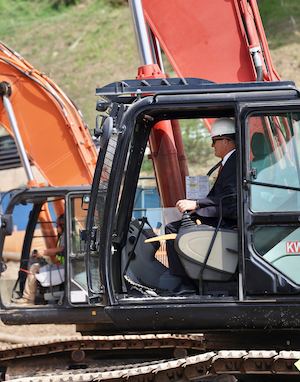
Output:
[
  {"left": 239, "top": 101, "right": 300, "bottom": 297},
  {"left": 94, "top": 80, "right": 300, "bottom": 327}
]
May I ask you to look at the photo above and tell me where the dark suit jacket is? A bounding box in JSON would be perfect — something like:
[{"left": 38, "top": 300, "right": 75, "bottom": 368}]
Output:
[{"left": 193, "top": 150, "right": 237, "bottom": 227}]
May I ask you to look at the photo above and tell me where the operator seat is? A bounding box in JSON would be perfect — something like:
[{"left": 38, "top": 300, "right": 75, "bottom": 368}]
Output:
[
  {"left": 175, "top": 224, "right": 238, "bottom": 282},
  {"left": 35, "top": 264, "right": 65, "bottom": 304}
]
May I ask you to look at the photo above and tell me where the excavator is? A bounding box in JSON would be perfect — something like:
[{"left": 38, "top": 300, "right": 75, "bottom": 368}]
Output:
[
  {"left": 0, "top": 42, "right": 97, "bottom": 187},
  {"left": 0, "top": 0, "right": 299, "bottom": 381},
  {"left": 0, "top": 39, "right": 98, "bottom": 317}
]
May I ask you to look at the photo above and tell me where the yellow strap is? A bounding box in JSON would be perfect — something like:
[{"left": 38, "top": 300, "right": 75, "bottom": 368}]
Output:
[{"left": 144, "top": 233, "right": 177, "bottom": 243}]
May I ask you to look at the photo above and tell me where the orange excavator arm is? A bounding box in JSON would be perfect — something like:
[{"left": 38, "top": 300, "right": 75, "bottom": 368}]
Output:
[
  {"left": 129, "top": 0, "right": 280, "bottom": 207},
  {"left": 142, "top": 0, "right": 279, "bottom": 83},
  {"left": 0, "top": 41, "right": 97, "bottom": 187}
]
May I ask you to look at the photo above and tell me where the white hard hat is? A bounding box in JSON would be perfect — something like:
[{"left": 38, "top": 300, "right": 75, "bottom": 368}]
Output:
[{"left": 211, "top": 118, "right": 235, "bottom": 139}]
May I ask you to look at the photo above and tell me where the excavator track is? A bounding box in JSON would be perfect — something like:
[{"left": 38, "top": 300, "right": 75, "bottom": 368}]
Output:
[{"left": 0, "top": 334, "right": 299, "bottom": 381}]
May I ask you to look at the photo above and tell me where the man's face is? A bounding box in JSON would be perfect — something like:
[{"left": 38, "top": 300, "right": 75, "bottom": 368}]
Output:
[{"left": 211, "top": 137, "right": 234, "bottom": 159}]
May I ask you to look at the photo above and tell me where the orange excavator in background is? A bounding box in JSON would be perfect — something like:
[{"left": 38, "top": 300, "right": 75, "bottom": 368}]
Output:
[
  {"left": 0, "top": 41, "right": 97, "bottom": 188},
  {"left": 0, "top": 1, "right": 300, "bottom": 381},
  {"left": 0, "top": 40, "right": 98, "bottom": 253}
]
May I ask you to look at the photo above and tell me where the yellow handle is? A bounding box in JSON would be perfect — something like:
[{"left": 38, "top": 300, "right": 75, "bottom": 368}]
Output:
[{"left": 144, "top": 233, "right": 177, "bottom": 243}]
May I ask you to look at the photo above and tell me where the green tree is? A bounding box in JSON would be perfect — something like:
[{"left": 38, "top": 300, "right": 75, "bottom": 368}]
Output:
[{"left": 181, "top": 119, "right": 214, "bottom": 169}]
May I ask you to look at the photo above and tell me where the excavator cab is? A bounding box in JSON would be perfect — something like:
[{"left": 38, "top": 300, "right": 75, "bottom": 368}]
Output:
[
  {"left": 0, "top": 187, "right": 96, "bottom": 312},
  {"left": 82, "top": 78, "right": 300, "bottom": 332},
  {"left": 0, "top": 185, "right": 119, "bottom": 333}
]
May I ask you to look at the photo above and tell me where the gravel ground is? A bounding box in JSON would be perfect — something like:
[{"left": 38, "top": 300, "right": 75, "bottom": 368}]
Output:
[
  {"left": 0, "top": 320, "right": 78, "bottom": 347},
  {"left": 0, "top": 260, "right": 78, "bottom": 346}
]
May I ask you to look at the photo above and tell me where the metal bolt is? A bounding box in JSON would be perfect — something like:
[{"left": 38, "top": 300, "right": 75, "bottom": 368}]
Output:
[{"left": 71, "top": 349, "right": 86, "bottom": 363}]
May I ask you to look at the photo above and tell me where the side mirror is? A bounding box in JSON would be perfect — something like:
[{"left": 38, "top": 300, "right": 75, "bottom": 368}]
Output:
[
  {"left": 97, "top": 116, "right": 113, "bottom": 149},
  {"left": 0, "top": 214, "right": 13, "bottom": 235},
  {"left": 80, "top": 227, "right": 98, "bottom": 251},
  {"left": 81, "top": 194, "right": 90, "bottom": 210}
]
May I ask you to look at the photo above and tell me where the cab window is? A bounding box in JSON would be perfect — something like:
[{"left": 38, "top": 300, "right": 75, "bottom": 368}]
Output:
[
  {"left": 248, "top": 113, "right": 300, "bottom": 212},
  {"left": 247, "top": 112, "right": 300, "bottom": 285}
]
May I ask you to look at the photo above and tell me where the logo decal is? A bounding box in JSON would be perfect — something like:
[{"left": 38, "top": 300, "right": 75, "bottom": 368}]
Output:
[{"left": 286, "top": 241, "right": 300, "bottom": 254}]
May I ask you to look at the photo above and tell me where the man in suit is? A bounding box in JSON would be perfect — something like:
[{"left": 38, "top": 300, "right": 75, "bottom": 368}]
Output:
[{"left": 166, "top": 118, "right": 237, "bottom": 280}]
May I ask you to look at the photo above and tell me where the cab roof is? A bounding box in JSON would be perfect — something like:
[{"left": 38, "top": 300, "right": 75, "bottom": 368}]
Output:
[{"left": 96, "top": 77, "right": 298, "bottom": 105}]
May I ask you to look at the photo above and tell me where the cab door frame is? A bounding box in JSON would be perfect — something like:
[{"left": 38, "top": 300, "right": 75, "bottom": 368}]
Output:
[
  {"left": 238, "top": 100, "right": 300, "bottom": 299},
  {"left": 65, "top": 190, "right": 92, "bottom": 307}
]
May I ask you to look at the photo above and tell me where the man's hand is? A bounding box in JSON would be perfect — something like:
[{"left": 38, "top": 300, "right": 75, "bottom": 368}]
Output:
[{"left": 176, "top": 199, "right": 197, "bottom": 213}]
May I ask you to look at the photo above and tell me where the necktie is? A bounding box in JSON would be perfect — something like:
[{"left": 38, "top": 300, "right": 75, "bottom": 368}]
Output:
[
  {"left": 207, "top": 160, "right": 222, "bottom": 177},
  {"left": 217, "top": 163, "right": 223, "bottom": 176}
]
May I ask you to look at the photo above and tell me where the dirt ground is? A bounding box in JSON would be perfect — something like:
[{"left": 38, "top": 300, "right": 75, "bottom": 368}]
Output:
[
  {"left": 0, "top": 321, "right": 78, "bottom": 347},
  {"left": 272, "top": 42, "right": 300, "bottom": 86},
  {"left": 0, "top": 260, "right": 78, "bottom": 346}
]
